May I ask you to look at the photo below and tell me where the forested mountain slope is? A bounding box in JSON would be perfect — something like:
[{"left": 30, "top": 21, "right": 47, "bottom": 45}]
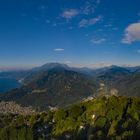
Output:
[
  {"left": 1, "top": 96, "right": 140, "bottom": 140},
  {"left": 0, "top": 69, "right": 97, "bottom": 110}
]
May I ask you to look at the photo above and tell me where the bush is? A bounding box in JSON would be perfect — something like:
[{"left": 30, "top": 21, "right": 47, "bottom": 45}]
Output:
[
  {"left": 95, "top": 117, "right": 107, "bottom": 128},
  {"left": 54, "top": 109, "right": 67, "bottom": 122},
  {"left": 68, "top": 105, "right": 83, "bottom": 120}
]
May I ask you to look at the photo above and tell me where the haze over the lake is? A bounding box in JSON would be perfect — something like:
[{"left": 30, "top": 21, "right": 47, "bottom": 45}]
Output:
[{"left": 0, "top": 0, "right": 140, "bottom": 70}]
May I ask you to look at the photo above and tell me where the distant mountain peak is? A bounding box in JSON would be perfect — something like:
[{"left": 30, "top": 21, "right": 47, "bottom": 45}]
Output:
[
  {"left": 41, "top": 62, "right": 69, "bottom": 68},
  {"left": 109, "top": 65, "right": 120, "bottom": 68},
  {"left": 32, "top": 63, "right": 69, "bottom": 72}
]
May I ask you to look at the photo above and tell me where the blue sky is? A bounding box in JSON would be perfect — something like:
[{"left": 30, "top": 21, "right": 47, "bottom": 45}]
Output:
[{"left": 0, "top": 0, "right": 140, "bottom": 69}]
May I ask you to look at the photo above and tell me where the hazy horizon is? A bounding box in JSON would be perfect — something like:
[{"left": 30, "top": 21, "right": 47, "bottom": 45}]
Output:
[{"left": 1, "top": 62, "right": 140, "bottom": 72}]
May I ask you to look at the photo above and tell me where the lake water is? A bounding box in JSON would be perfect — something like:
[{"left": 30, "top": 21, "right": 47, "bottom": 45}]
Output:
[{"left": 0, "top": 78, "right": 21, "bottom": 93}]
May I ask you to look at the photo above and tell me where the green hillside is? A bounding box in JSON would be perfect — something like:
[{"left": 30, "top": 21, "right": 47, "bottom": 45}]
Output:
[
  {"left": 1, "top": 96, "right": 140, "bottom": 140},
  {"left": 94, "top": 66, "right": 140, "bottom": 97},
  {"left": 0, "top": 69, "right": 97, "bottom": 110}
]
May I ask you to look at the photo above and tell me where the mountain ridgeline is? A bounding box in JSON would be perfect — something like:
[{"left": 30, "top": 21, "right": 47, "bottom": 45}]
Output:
[
  {"left": 0, "top": 67, "right": 97, "bottom": 110},
  {"left": 1, "top": 63, "right": 140, "bottom": 140},
  {"left": 0, "top": 63, "right": 140, "bottom": 110}
]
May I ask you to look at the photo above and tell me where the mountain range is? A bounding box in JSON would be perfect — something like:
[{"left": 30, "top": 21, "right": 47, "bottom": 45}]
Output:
[{"left": 1, "top": 63, "right": 140, "bottom": 110}]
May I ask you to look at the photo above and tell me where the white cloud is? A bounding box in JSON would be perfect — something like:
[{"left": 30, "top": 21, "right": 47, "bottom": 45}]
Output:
[
  {"left": 54, "top": 48, "right": 64, "bottom": 52},
  {"left": 91, "top": 38, "right": 106, "bottom": 44},
  {"left": 122, "top": 22, "right": 140, "bottom": 44},
  {"left": 59, "top": 0, "right": 101, "bottom": 27},
  {"left": 81, "top": 0, "right": 100, "bottom": 15},
  {"left": 89, "top": 16, "right": 102, "bottom": 24},
  {"left": 79, "top": 19, "right": 88, "bottom": 27},
  {"left": 82, "top": 1, "right": 95, "bottom": 15},
  {"left": 62, "top": 9, "right": 79, "bottom": 19},
  {"left": 79, "top": 16, "right": 102, "bottom": 27}
]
